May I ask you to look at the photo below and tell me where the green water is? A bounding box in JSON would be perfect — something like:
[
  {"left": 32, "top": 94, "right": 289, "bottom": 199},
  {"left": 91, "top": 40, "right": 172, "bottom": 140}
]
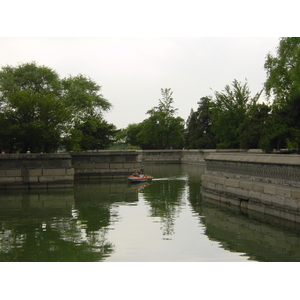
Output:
[{"left": 0, "top": 163, "right": 300, "bottom": 262}]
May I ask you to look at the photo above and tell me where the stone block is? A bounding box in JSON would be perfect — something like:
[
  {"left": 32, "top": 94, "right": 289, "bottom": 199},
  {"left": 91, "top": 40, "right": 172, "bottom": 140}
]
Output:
[
  {"left": 240, "top": 180, "right": 253, "bottom": 190},
  {"left": 54, "top": 175, "right": 74, "bottom": 182},
  {"left": 220, "top": 195, "right": 240, "bottom": 206},
  {"left": 215, "top": 184, "right": 225, "bottom": 192},
  {"left": 110, "top": 163, "right": 123, "bottom": 169},
  {"left": 276, "top": 187, "right": 291, "bottom": 197},
  {"left": 79, "top": 163, "right": 95, "bottom": 170},
  {"left": 264, "top": 185, "right": 277, "bottom": 195},
  {"left": 260, "top": 193, "right": 274, "bottom": 206},
  {"left": 248, "top": 202, "right": 265, "bottom": 214},
  {"left": 216, "top": 177, "right": 226, "bottom": 185},
  {"left": 236, "top": 187, "right": 249, "bottom": 199},
  {"left": 5, "top": 169, "right": 22, "bottom": 177},
  {"left": 28, "top": 183, "right": 47, "bottom": 189},
  {"left": 264, "top": 206, "right": 281, "bottom": 218},
  {"left": 66, "top": 168, "right": 75, "bottom": 175},
  {"left": 93, "top": 163, "right": 110, "bottom": 169},
  {"left": 252, "top": 183, "right": 264, "bottom": 192},
  {"left": 15, "top": 176, "right": 23, "bottom": 183},
  {"left": 270, "top": 195, "right": 286, "bottom": 209},
  {"left": 291, "top": 189, "right": 300, "bottom": 199},
  {"left": 285, "top": 198, "right": 299, "bottom": 211},
  {"left": 122, "top": 163, "right": 134, "bottom": 169},
  {"left": 279, "top": 210, "right": 295, "bottom": 222},
  {"left": 202, "top": 190, "right": 218, "bottom": 201},
  {"left": 294, "top": 214, "right": 300, "bottom": 223},
  {"left": 0, "top": 177, "right": 16, "bottom": 183},
  {"left": 249, "top": 190, "right": 261, "bottom": 202},
  {"left": 224, "top": 186, "right": 236, "bottom": 195},
  {"left": 225, "top": 178, "right": 240, "bottom": 188},
  {"left": 27, "top": 169, "right": 43, "bottom": 177},
  {"left": 28, "top": 176, "right": 39, "bottom": 183},
  {"left": 39, "top": 176, "right": 55, "bottom": 182},
  {"left": 42, "top": 169, "right": 66, "bottom": 176}
]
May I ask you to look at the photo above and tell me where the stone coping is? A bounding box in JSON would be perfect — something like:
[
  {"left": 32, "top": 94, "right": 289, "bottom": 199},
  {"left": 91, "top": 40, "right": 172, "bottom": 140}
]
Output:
[
  {"left": 204, "top": 152, "right": 300, "bottom": 166},
  {"left": 0, "top": 153, "right": 72, "bottom": 159},
  {"left": 70, "top": 150, "right": 139, "bottom": 156}
]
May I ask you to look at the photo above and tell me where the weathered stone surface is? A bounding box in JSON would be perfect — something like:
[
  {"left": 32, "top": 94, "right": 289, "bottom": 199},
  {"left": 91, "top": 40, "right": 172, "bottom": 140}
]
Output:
[{"left": 201, "top": 151, "right": 300, "bottom": 223}]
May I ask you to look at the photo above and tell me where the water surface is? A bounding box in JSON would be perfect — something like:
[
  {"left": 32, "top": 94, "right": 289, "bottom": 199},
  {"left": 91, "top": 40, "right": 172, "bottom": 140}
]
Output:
[{"left": 0, "top": 163, "right": 300, "bottom": 261}]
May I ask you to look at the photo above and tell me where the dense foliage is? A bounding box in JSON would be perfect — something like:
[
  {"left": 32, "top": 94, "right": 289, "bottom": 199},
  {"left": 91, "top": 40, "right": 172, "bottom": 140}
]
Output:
[
  {"left": 123, "top": 88, "right": 185, "bottom": 149},
  {"left": 185, "top": 96, "right": 216, "bottom": 149},
  {"left": 262, "top": 37, "right": 300, "bottom": 153},
  {"left": 185, "top": 38, "right": 300, "bottom": 153},
  {"left": 0, "top": 62, "right": 115, "bottom": 153}
]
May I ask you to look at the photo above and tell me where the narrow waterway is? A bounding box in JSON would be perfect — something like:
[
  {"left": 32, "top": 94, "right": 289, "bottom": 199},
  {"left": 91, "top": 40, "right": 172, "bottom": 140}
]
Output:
[{"left": 0, "top": 163, "right": 300, "bottom": 261}]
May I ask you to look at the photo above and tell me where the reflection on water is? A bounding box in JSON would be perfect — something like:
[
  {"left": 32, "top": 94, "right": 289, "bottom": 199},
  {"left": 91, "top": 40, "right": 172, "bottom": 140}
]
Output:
[{"left": 0, "top": 163, "right": 300, "bottom": 261}]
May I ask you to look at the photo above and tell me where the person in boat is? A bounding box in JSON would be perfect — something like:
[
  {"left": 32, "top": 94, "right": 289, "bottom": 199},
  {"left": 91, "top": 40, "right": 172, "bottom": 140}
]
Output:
[
  {"left": 139, "top": 169, "right": 145, "bottom": 178},
  {"left": 132, "top": 170, "right": 139, "bottom": 176}
]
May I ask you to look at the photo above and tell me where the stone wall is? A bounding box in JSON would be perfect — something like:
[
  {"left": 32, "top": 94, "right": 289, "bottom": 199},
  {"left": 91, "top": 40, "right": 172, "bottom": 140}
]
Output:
[
  {"left": 0, "top": 153, "right": 74, "bottom": 189},
  {"left": 70, "top": 150, "right": 141, "bottom": 179},
  {"left": 0, "top": 151, "right": 141, "bottom": 189},
  {"left": 180, "top": 149, "right": 207, "bottom": 164},
  {"left": 201, "top": 152, "right": 300, "bottom": 223},
  {"left": 141, "top": 150, "right": 182, "bottom": 163}
]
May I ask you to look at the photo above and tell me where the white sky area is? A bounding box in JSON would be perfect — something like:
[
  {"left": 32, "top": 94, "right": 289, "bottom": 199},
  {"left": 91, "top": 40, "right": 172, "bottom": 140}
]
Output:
[
  {"left": 1, "top": 0, "right": 293, "bottom": 130},
  {"left": 0, "top": 37, "right": 280, "bottom": 129}
]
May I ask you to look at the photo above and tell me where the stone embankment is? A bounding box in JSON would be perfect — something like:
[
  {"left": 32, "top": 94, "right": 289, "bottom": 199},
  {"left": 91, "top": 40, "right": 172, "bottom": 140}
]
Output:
[
  {"left": 141, "top": 149, "right": 207, "bottom": 164},
  {"left": 0, "top": 150, "right": 141, "bottom": 189},
  {"left": 71, "top": 150, "right": 141, "bottom": 179},
  {"left": 201, "top": 152, "right": 300, "bottom": 223},
  {"left": 0, "top": 153, "right": 74, "bottom": 189}
]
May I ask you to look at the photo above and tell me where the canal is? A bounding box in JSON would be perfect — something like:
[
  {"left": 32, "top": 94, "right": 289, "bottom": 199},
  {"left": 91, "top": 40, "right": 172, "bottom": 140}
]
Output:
[{"left": 0, "top": 163, "right": 300, "bottom": 262}]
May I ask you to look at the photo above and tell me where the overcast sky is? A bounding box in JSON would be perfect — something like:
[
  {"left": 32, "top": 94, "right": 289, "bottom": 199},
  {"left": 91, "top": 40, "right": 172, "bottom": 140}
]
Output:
[
  {"left": 0, "top": 37, "right": 280, "bottom": 128},
  {"left": 1, "top": 1, "right": 290, "bottom": 129}
]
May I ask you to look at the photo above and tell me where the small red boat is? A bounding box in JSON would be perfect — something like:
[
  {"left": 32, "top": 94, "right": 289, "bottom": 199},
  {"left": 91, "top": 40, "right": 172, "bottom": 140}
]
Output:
[{"left": 128, "top": 175, "right": 153, "bottom": 183}]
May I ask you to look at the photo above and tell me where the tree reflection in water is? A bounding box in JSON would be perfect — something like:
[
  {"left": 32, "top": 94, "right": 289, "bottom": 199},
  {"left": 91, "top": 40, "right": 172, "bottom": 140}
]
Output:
[
  {"left": 0, "top": 180, "right": 138, "bottom": 262},
  {"left": 141, "top": 179, "right": 186, "bottom": 237}
]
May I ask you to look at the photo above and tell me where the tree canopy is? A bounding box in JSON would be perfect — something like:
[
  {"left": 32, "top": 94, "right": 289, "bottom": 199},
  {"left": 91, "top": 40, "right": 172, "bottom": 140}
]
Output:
[
  {"left": 185, "top": 96, "right": 216, "bottom": 149},
  {"left": 211, "top": 79, "right": 262, "bottom": 149},
  {"left": 263, "top": 37, "right": 300, "bottom": 152},
  {"left": 138, "top": 88, "right": 185, "bottom": 149},
  {"left": 0, "top": 62, "right": 114, "bottom": 153}
]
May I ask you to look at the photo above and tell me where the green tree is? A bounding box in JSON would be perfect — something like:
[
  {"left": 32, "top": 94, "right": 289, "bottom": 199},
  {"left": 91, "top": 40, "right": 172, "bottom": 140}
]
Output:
[
  {"left": 0, "top": 61, "right": 61, "bottom": 97},
  {"left": 125, "top": 123, "right": 144, "bottom": 147},
  {"left": 138, "top": 88, "right": 184, "bottom": 149},
  {"left": 61, "top": 74, "right": 111, "bottom": 120},
  {"left": 185, "top": 96, "right": 216, "bottom": 149},
  {"left": 61, "top": 74, "right": 114, "bottom": 151},
  {"left": 0, "top": 62, "right": 114, "bottom": 153},
  {"left": 212, "top": 79, "right": 262, "bottom": 148},
  {"left": 0, "top": 62, "right": 70, "bottom": 153},
  {"left": 69, "top": 117, "right": 117, "bottom": 151},
  {"left": 239, "top": 103, "right": 270, "bottom": 149},
  {"left": 264, "top": 37, "right": 300, "bottom": 152}
]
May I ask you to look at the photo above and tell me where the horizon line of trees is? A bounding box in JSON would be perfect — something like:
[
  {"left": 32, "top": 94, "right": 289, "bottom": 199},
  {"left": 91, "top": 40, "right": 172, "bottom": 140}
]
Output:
[
  {"left": 123, "top": 37, "right": 300, "bottom": 153},
  {"left": 1, "top": 37, "right": 300, "bottom": 153}
]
